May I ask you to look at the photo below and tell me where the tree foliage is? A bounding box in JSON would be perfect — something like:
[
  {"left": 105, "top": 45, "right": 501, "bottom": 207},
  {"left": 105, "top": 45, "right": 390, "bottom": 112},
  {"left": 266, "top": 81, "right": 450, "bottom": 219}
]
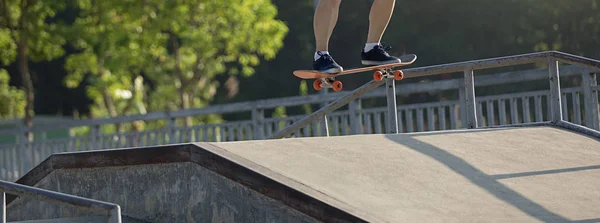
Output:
[
  {"left": 0, "top": 0, "right": 66, "bottom": 133},
  {"left": 61, "top": 0, "right": 288, "bottom": 130},
  {"left": 2, "top": 0, "right": 600, "bottom": 127},
  {"left": 0, "top": 69, "right": 25, "bottom": 119},
  {"left": 63, "top": 0, "right": 152, "bottom": 128},
  {"left": 142, "top": 0, "right": 288, "bottom": 126}
]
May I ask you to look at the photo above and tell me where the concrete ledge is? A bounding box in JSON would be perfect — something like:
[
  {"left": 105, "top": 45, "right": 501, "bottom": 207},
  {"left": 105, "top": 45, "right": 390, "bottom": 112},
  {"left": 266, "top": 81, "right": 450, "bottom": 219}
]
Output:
[{"left": 8, "top": 144, "right": 366, "bottom": 223}]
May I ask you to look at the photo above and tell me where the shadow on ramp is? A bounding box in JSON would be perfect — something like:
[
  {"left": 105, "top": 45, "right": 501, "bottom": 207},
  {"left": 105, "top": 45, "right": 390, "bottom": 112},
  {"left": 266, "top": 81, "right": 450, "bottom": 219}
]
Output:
[
  {"left": 491, "top": 165, "right": 600, "bottom": 180},
  {"left": 384, "top": 127, "right": 600, "bottom": 223}
]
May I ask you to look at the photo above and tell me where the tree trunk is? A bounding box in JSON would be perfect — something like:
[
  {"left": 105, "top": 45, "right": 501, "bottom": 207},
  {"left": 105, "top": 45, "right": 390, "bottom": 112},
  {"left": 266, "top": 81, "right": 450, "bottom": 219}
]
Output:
[
  {"left": 98, "top": 57, "right": 120, "bottom": 132},
  {"left": 18, "top": 33, "right": 33, "bottom": 141},
  {"left": 170, "top": 34, "right": 193, "bottom": 127}
]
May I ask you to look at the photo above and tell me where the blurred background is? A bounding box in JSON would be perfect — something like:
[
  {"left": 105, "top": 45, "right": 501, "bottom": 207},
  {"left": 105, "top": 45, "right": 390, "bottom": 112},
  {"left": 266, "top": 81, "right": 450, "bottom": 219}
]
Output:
[{"left": 1, "top": 0, "right": 600, "bottom": 135}]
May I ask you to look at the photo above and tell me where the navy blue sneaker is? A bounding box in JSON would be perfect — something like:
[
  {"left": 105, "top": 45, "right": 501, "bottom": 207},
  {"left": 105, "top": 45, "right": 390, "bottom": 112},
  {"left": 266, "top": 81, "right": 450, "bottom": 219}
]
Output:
[
  {"left": 361, "top": 44, "right": 401, "bottom": 65},
  {"left": 313, "top": 52, "right": 343, "bottom": 73}
]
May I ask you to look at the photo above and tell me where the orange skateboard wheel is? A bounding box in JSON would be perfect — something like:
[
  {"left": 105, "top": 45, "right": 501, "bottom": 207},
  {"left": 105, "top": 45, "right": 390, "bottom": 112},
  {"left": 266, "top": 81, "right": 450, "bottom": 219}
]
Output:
[
  {"left": 332, "top": 80, "right": 343, "bottom": 92},
  {"left": 394, "top": 70, "right": 404, "bottom": 81},
  {"left": 373, "top": 71, "right": 384, "bottom": 81},
  {"left": 313, "top": 79, "right": 323, "bottom": 91}
]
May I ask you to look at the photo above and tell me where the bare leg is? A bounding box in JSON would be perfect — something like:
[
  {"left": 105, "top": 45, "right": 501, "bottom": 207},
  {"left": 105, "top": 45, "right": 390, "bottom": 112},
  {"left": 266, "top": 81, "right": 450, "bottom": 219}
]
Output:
[
  {"left": 312, "top": 0, "right": 344, "bottom": 73},
  {"left": 361, "top": 0, "right": 400, "bottom": 65},
  {"left": 366, "top": 0, "right": 395, "bottom": 46},
  {"left": 314, "top": 0, "right": 341, "bottom": 52},
  {"left": 327, "top": 1, "right": 340, "bottom": 44}
]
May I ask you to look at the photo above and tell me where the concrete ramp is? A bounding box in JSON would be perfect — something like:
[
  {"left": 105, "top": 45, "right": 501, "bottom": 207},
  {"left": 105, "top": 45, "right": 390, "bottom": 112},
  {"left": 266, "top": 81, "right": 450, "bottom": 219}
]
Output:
[
  {"left": 6, "top": 125, "right": 600, "bottom": 222},
  {"left": 205, "top": 125, "right": 600, "bottom": 222}
]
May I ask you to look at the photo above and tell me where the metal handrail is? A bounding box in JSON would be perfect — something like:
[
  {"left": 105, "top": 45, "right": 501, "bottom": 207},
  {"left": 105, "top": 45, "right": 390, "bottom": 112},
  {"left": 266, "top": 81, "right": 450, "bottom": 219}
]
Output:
[
  {"left": 269, "top": 79, "right": 385, "bottom": 139},
  {"left": 0, "top": 88, "right": 350, "bottom": 136},
  {"left": 0, "top": 180, "right": 121, "bottom": 223},
  {"left": 401, "top": 51, "right": 600, "bottom": 78},
  {"left": 269, "top": 51, "right": 600, "bottom": 139}
]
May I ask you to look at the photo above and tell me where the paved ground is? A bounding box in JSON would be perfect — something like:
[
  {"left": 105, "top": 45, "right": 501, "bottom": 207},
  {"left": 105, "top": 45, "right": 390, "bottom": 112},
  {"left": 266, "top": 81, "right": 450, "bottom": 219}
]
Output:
[{"left": 201, "top": 126, "right": 600, "bottom": 222}]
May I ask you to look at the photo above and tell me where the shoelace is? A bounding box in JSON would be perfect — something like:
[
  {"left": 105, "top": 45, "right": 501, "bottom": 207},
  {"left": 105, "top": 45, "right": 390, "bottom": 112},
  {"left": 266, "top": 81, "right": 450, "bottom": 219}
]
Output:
[
  {"left": 373, "top": 45, "right": 392, "bottom": 56},
  {"left": 317, "top": 51, "right": 333, "bottom": 61}
]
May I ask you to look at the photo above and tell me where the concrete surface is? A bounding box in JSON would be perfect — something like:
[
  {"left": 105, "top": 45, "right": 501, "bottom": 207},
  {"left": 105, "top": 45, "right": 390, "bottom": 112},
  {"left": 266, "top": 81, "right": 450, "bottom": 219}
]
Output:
[
  {"left": 7, "top": 163, "right": 318, "bottom": 223},
  {"left": 200, "top": 126, "right": 600, "bottom": 222},
  {"left": 6, "top": 125, "right": 600, "bottom": 223}
]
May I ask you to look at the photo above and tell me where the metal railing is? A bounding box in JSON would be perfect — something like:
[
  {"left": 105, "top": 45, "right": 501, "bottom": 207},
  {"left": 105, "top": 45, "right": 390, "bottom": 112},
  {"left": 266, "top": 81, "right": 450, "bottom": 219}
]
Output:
[
  {"left": 0, "top": 51, "right": 599, "bottom": 182},
  {"left": 270, "top": 51, "right": 600, "bottom": 138},
  {"left": 0, "top": 179, "right": 121, "bottom": 223}
]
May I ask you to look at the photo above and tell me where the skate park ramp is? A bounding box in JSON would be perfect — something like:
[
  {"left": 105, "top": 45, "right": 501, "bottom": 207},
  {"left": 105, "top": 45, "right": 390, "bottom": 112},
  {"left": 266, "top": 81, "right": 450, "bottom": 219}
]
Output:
[{"left": 5, "top": 124, "right": 600, "bottom": 222}]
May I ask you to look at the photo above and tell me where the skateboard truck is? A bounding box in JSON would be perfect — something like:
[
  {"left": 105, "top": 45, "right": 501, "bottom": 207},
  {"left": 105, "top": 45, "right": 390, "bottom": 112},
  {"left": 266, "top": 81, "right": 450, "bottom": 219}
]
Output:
[
  {"left": 313, "top": 68, "right": 404, "bottom": 92},
  {"left": 373, "top": 68, "right": 404, "bottom": 82},
  {"left": 313, "top": 77, "right": 342, "bottom": 91}
]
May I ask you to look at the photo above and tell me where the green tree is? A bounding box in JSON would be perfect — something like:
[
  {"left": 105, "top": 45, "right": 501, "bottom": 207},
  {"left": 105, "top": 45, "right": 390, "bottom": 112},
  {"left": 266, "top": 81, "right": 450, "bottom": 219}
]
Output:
[
  {"left": 62, "top": 0, "right": 287, "bottom": 131},
  {"left": 0, "top": 0, "right": 66, "bottom": 138},
  {"left": 63, "top": 0, "right": 155, "bottom": 132},
  {"left": 140, "top": 0, "right": 288, "bottom": 126},
  {"left": 0, "top": 69, "right": 25, "bottom": 119}
]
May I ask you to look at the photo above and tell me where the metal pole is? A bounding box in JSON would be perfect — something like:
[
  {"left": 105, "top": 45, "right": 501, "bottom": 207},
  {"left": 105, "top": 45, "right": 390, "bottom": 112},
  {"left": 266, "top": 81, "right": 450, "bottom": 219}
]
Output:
[
  {"left": 463, "top": 70, "right": 478, "bottom": 128},
  {"left": 582, "top": 72, "right": 599, "bottom": 130},
  {"left": 167, "top": 117, "right": 176, "bottom": 143},
  {"left": 323, "top": 115, "right": 329, "bottom": 137},
  {"left": 0, "top": 180, "right": 121, "bottom": 223},
  {"left": 349, "top": 99, "right": 362, "bottom": 134},
  {"left": 269, "top": 80, "right": 385, "bottom": 139},
  {"left": 108, "top": 206, "right": 122, "bottom": 223},
  {"left": 2, "top": 192, "right": 5, "bottom": 223},
  {"left": 386, "top": 78, "right": 399, "bottom": 133},
  {"left": 91, "top": 125, "right": 99, "bottom": 149},
  {"left": 548, "top": 58, "right": 563, "bottom": 123},
  {"left": 458, "top": 80, "right": 467, "bottom": 128},
  {"left": 252, "top": 108, "right": 265, "bottom": 140}
]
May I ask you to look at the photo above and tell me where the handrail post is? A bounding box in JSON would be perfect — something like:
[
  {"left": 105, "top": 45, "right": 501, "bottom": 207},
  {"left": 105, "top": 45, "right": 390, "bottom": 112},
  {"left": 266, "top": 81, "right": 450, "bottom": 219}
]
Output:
[
  {"left": 252, "top": 108, "right": 265, "bottom": 140},
  {"left": 386, "top": 78, "right": 399, "bottom": 134},
  {"left": 463, "top": 70, "right": 478, "bottom": 128},
  {"left": 548, "top": 58, "right": 563, "bottom": 123},
  {"left": 320, "top": 89, "right": 329, "bottom": 137},
  {"left": 349, "top": 99, "right": 362, "bottom": 134},
  {"left": 167, "top": 116, "right": 176, "bottom": 143},
  {"left": 91, "top": 125, "right": 101, "bottom": 149},
  {"left": 323, "top": 115, "right": 329, "bottom": 137},
  {"left": 108, "top": 206, "right": 122, "bottom": 223},
  {"left": 458, "top": 80, "right": 467, "bottom": 128},
  {"left": 2, "top": 192, "right": 5, "bottom": 223},
  {"left": 582, "top": 71, "right": 599, "bottom": 130},
  {"left": 16, "top": 128, "right": 31, "bottom": 178}
]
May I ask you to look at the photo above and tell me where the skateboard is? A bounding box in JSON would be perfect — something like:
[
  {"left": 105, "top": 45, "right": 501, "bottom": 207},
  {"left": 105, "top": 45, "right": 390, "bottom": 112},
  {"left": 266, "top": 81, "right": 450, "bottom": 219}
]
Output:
[{"left": 293, "top": 54, "right": 417, "bottom": 92}]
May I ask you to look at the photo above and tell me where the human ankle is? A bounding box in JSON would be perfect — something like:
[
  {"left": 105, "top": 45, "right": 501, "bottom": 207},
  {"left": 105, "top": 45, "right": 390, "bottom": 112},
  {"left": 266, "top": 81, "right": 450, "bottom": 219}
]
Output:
[
  {"left": 364, "top": 42, "right": 380, "bottom": 52},
  {"left": 314, "top": 51, "right": 329, "bottom": 61}
]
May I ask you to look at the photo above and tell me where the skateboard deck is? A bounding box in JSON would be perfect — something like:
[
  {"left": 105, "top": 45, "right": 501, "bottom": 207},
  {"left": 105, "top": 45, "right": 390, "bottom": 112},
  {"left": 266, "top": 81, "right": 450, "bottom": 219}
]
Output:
[{"left": 293, "top": 54, "right": 417, "bottom": 92}]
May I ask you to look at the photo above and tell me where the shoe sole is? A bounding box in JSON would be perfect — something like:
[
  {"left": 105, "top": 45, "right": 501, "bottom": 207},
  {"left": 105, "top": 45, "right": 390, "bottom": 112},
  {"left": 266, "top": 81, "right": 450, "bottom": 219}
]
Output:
[{"left": 361, "top": 59, "right": 402, "bottom": 66}]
